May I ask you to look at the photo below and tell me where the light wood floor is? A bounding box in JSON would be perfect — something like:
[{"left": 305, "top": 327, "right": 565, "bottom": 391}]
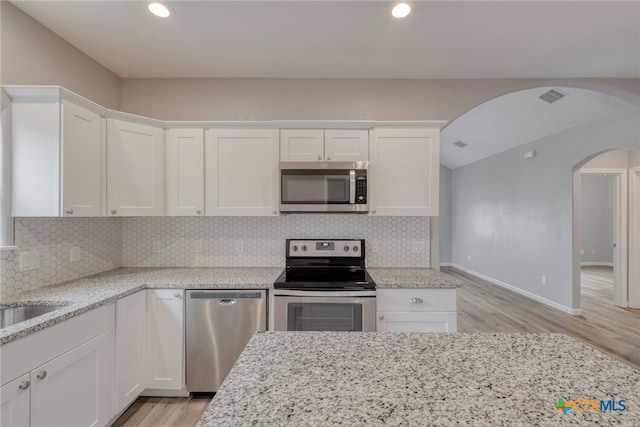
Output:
[{"left": 113, "top": 266, "right": 640, "bottom": 426}]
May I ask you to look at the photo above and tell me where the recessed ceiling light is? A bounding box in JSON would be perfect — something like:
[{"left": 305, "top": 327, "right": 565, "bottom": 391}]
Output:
[
  {"left": 392, "top": 2, "right": 412, "bottom": 18},
  {"left": 148, "top": 2, "right": 172, "bottom": 18}
]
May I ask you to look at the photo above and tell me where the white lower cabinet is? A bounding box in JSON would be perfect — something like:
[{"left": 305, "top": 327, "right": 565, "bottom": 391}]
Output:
[
  {"left": 0, "top": 374, "right": 30, "bottom": 427},
  {"left": 115, "top": 291, "right": 147, "bottom": 413},
  {"left": 0, "top": 304, "right": 115, "bottom": 427},
  {"left": 146, "top": 290, "right": 184, "bottom": 391},
  {"left": 30, "top": 333, "right": 113, "bottom": 427},
  {"left": 376, "top": 288, "right": 457, "bottom": 332}
]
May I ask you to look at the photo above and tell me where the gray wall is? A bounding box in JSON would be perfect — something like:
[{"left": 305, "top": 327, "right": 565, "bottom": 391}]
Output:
[
  {"left": 0, "top": 2, "right": 121, "bottom": 109},
  {"left": 439, "top": 165, "right": 453, "bottom": 264},
  {"left": 451, "top": 105, "right": 640, "bottom": 310},
  {"left": 580, "top": 174, "right": 614, "bottom": 264}
]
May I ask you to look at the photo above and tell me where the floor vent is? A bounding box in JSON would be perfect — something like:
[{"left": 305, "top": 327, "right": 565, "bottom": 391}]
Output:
[
  {"left": 539, "top": 89, "right": 566, "bottom": 104},
  {"left": 454, "top": 140, "right": 467, "bottom": 148}
]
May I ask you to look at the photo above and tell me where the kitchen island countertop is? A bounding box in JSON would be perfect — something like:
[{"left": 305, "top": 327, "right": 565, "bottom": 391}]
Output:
[
  {"left": 199, "top": 331, "right": 639, "bottom": 426},
  {"left": 368, "top": 268, "right": 463, "bottom": 288}
]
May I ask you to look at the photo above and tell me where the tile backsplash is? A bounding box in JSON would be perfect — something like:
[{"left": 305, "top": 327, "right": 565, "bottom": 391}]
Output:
[
  {"left": 1, "top": 218, "right": 122, "bottom": 300},
  {"left": 1, "top": 215, "right": 429, "bottom": 300},
  {"left": 122, "top": 216, "right": 430, "bottom": 268}
]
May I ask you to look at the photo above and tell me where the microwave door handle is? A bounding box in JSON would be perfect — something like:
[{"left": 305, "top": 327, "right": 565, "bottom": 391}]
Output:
[{"left": 349, "top": 170, "right": 356, "bottom": 204}]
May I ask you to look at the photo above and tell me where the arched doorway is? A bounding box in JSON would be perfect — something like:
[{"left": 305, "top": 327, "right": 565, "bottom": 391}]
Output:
[{"left": 441, "top": 85, "right": 639, "bottom": 314}]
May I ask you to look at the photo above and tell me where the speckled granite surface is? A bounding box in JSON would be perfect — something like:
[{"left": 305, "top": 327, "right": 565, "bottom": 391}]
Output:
[
  {"left": 0, "top": 267, "right": 282, "bottom": 345},
  {"left": 368, "top": 268, "right": 463, "bottom": 288},
  {"left": 200, "top": 332, "right": 639, "bottom": 426}
]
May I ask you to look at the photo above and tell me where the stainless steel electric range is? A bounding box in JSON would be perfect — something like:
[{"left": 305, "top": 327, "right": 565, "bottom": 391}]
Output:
[{"left": 273, "top": 239, "right": 376, "bottom": 332}]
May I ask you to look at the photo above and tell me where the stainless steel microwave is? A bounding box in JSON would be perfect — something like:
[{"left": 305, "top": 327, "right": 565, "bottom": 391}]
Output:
[{"left": 279, "top": 161, "right": 369, "bottom": 213}]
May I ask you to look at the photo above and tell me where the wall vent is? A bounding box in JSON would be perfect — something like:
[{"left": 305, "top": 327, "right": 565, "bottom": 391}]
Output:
[
  {"left": 454, "top": 140, "right": 467, "bottom": 148},
  {"left": 539, "top": 89, "right": 566, "bottom": 104}
]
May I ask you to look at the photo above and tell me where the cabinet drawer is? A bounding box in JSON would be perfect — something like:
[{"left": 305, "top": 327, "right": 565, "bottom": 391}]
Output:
[{"left": 377, "top": 288, "right": 456, "bottom": 312}]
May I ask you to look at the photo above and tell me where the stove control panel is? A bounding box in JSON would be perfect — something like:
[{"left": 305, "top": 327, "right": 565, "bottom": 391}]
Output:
[{"left": 287, "top": 239, "right": 363, "bottom": 257}]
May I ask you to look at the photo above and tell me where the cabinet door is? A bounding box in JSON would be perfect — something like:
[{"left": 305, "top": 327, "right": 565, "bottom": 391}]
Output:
[
  {"left": 324, "top": 130, "right": 369, "bottom": 161},
  {"left": 205, "top": 129, "right": 279, "bottom": 216},
  {"left": 376, "top": 312, "right": 457, "bottom": 333},
  {"left": 30, "top": 332, "right": 114, "bottom": 427},
  {"left": 146, "top": 290, "right": 184, "bottom": 390},
  {"left": 107, "top": 119, "right": 164, "bottom": 216},
  {"left": 369, "top": 128, "right": 439, "bottom": 216},
  {"left": 116, "top": 291, "right": 147, "bottom": 413},
  {"left": 166, "top": 128, "right": 204, "bottom": 216},
  {"left": 61, "top": 100, "right": 105, "bottom": 217},
  {"left": 0, "top": 373, "right": 30, "bottom": 427},
  {"left": 280, "top": 129, "right": 324, "bottom": 161}
]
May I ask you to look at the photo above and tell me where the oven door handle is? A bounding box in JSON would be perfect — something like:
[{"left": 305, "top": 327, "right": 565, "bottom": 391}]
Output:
[{"left": 273, "top": 289, "right": 376, "bottom": 297}]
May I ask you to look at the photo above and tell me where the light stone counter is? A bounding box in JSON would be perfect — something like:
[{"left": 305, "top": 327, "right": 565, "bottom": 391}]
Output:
[
  {"left": 199, "top": 332, "right": 639, "bottom": 426},
  {"left": 0, "top": 267, "right": 282, "bottom": 345},
  {"left": 368, "top": 268, "right": 463, "bottom": 288}
]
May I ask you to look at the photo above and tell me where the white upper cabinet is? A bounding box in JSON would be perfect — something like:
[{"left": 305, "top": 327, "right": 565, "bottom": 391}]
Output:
[
  {"left": 107, "top": 119, "right": 165, "bottom": 216},
  {"left": 166, "top": 128, "right": 204, "bottom": 216},
  {"left": 369, "top": 128, "right": 440, "bottom": 216},
  {"left": 205, "top": 129, "right": 279, "bottom": 216},
  {"left": 12, "top": 99, "right": 105, "bottom": 217},
  {"left": 280, "top": 129, "right": 368, "bottom": 162}
]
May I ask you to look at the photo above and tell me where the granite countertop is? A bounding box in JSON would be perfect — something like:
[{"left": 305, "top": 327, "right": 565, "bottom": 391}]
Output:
[
  {"left": 0, "top": 267, "right": 283, "bottom": 345},
  {"left": 368, "top": 268, "right": 463, "bottom": 288},
  {"left": 200, "top": 332, "right": 639, "bottom": 426}
]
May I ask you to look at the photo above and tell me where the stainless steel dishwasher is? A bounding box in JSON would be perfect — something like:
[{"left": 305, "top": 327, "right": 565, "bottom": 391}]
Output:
[{"left": 186, "top": 289, "right": 267, "bottom": 392}]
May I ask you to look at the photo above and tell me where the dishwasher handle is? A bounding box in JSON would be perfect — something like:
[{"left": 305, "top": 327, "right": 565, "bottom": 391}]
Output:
[
  {"left": 188, "top": 291, "right": 265, "bottom": 299},
  {"left": 217, "top": 299, "right": 237, "bottom": 305}
]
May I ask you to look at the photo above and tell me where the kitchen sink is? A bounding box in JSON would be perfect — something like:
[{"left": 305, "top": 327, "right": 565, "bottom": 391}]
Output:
[{"left": 0, "top": 304, "right": 69, "bottom": 329}]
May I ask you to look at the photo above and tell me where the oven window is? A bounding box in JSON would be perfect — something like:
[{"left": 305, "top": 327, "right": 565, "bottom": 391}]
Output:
[
  {"left": 281, "top": 172, "right": 350, "bottom": 204},
  {"left": 287, "top": 303, "right": 363, "bottom": 331}
]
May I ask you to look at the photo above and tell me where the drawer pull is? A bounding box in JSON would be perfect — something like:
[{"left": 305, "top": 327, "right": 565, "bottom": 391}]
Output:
[
  {"left": 378, "top": 315, "right": 384, "bottom": 320},
  {"left": 409, "top": 297, "right": 423, "bottom": 304},
  {"left": 36, "top": 371, "right": 47, "bottom": 380},
  {"left": 18, "top": 380, "right": 30, "bottom": 390}
]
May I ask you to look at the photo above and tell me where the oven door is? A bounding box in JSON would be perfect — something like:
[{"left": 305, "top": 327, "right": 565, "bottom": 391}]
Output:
[{"left": 273, "top": 290, "right": 376, "bottom": 332}]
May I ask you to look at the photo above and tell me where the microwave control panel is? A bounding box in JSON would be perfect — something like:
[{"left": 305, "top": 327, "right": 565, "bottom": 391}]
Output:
[{"left": 355, "top": 173, "right": 367, "bottom": 204}]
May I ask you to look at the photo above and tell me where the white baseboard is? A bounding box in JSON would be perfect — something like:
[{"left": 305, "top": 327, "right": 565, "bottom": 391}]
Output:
[
  {"left": 440, "top": 262, "right": 454, "bottom": 267},
  {"left": 581, "top": 262, "right": 614, "bottom": 267},
  {"left": 449, "top": 263, "right": 583, "bottom": 316}
]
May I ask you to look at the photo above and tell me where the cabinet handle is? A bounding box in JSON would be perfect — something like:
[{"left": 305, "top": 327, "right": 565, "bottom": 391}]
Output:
[
  {"left": 409, "top": 297, "right": 424, "bottom": 304},
  {"left": 66, "top": 209, "right": 74, "bottom": 215},
  {"left": 327, "top": 156, "right": 331, "bottom": 160},
  {"left": 317, "top": 155, "right": 322, "bottom": 160},
  {"left": 273, "top": 211, "right": 277, "bottom": 215},
  {"left": 371, "top": 210, "right": 376, "bottom": 215},
  {"left": 174, "top": 293, "right": 182, "bottom": 299},
  {"left": 111, "top": 210, "right": 117, "bottom": 215},
  {"left": 18, "top": 380, "right": 30, "bottom": 390},
  {"left": 36, "top": 371, "right": 47, "bottom": 380},
  {"left": 378, "top": 315, "right": 384, "bottom": 320},
  {"left": 196, "top": 210, "right": 202, "bottom": 215}
]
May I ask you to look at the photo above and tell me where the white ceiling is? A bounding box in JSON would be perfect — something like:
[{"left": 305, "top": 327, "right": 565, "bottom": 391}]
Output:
[
  {"left": 9, "top": 1, "right": 639, "bottom": 169},
  {"left": 440, "top": 87, "right": 632, "bottom": 169},
  {"left": 10, "top": 0, "right": 640, "bottom": 79}
]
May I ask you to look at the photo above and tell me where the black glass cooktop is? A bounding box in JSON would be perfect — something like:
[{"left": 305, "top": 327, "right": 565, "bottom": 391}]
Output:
[{"left": 274, "top": 267, "right": 376, "bottom": 290}]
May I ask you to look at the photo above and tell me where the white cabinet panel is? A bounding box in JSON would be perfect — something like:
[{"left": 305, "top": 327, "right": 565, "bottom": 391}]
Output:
[
  {"left": 377, "top": 311, "right": 457, "bottom": 333},
  {"left": 146, "top": 290, "right": 184, "bottom": 390},
  {"left": 30, "top": 332, "right": 114, "bottom": 427},
  {"left": 61, "top": 100, "right": 105, "bottom": 217},
  {"left": 376, "top": 288, "right": 457, "bottom": 333},
  {"left": 11, "top": 100, "right": 105, "bottom": 217},
  {"left": 107, "top": 119, "right": 165, "bottom": 216},
  {"left": 116, "top": 291, "right": 147, "bottom": 413},
  {"left": 166, "top": 128, "right": 204, "bottom": 216},
  {"left": 280, "top": 129, "right": 324, "bottom": 161},
  {"left": 280, "top": 129, "right": 368, "bottom": 162},
  {"left": 370, "top": 128, "right": 439, "bottom": 216},
  {"left": 205, "top": 129, "right": 279, "bottom": 216},
  {"left": 0, "top": 374, "right": 30, "bottom": 427},
  {"left": 324, "top": 130, "right": 369, "bottom": 162}
]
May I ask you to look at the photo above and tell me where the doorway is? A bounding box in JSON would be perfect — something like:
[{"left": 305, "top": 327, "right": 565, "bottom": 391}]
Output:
[{"left": 578, "top": 168, "right": 627, "bottom": 307}]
